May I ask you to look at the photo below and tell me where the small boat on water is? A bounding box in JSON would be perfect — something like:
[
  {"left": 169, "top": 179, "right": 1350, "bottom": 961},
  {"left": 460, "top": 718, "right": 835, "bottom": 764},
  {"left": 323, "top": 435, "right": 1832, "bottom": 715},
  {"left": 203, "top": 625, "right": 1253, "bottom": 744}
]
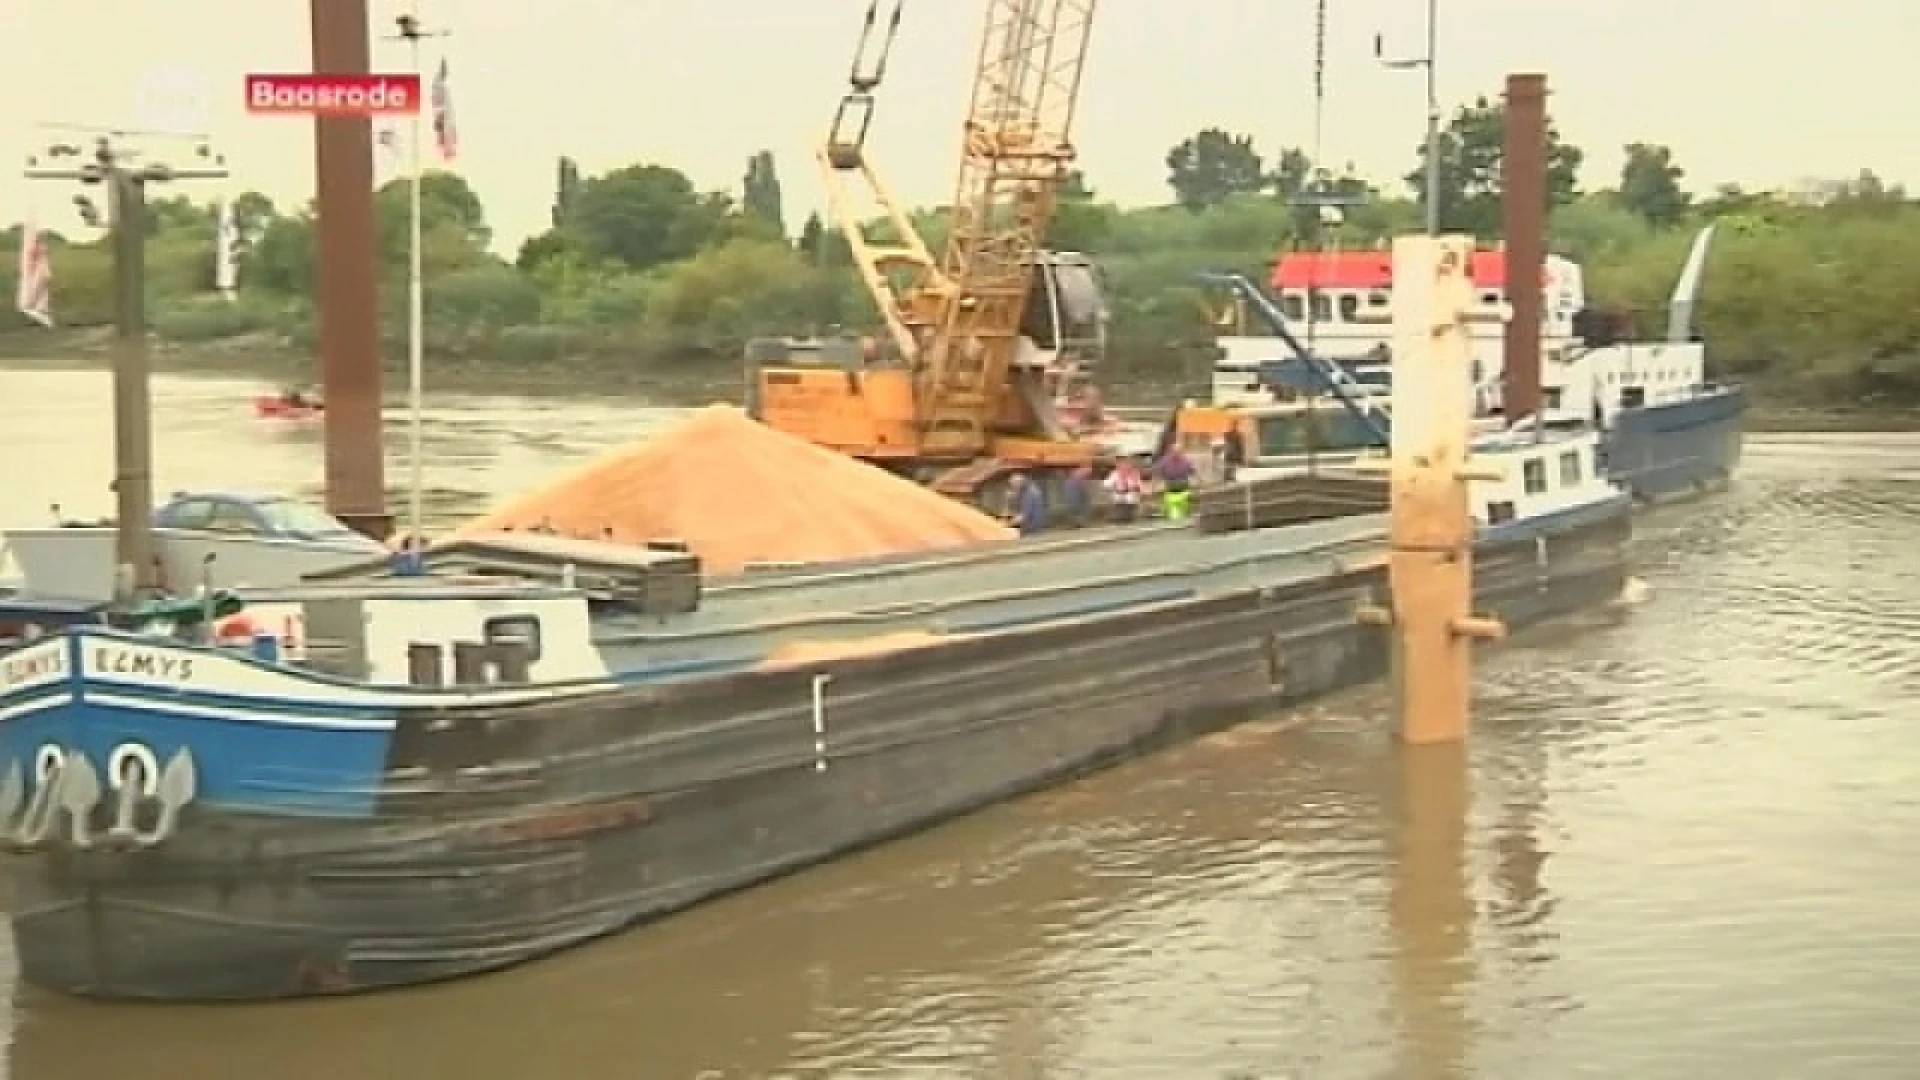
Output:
[
  {"left": 0, "top": 422, "right": 1630, "bottom": 1001},
  {"left": 254, "top": 388, "right": 324, "bottom": 421}
]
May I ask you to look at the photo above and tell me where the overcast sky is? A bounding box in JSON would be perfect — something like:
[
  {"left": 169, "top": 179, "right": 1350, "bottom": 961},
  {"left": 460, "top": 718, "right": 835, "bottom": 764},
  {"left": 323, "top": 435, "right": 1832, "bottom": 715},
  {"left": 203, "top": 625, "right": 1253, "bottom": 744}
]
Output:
[{"left": 4, "top": 0, "right": 1915, "bottom": 253}]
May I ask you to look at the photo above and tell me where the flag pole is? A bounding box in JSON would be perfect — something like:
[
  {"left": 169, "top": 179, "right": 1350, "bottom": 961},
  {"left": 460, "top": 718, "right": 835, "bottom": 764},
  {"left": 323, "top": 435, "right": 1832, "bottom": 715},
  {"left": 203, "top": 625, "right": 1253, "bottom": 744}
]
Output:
[
  {"left": 392, "top": 10, "right": 440, "bottom": 553},
  {"left": 407, "top": 29, "right": 424, "bottom": 552}
]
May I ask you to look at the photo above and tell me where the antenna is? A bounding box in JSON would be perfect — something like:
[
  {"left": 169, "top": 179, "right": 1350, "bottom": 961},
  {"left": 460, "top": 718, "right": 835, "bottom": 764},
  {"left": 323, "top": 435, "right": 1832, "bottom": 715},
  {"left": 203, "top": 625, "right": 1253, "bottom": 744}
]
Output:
[
  {"left": 1311, "top": 0, "right": 1328, "bottom": 166},
  {"left": 1376, "top": 0, "right": 1442, "bottom": 233}
]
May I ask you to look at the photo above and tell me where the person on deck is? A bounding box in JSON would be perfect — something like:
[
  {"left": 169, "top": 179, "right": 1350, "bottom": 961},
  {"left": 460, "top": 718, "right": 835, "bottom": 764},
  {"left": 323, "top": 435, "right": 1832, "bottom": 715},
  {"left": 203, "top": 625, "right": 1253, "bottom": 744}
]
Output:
[
  {"left": 1221, "top": 423, "right": 1247, "bottom": 483},
  {"left": 1154, "top": 444, "right": 1195, "bottom": 521},
  {"left": 1060, "top": 464, "right": 1095, "bottom": 527},
  {"left": 1008, "top": 472, "right": 1048, "bottom": 537},
  {"left": 1072, "top": 385, "right": 1107, "bottom": 434},
  {"left": 1104, "top": 457, "right": 1146, "bottom": 523}
]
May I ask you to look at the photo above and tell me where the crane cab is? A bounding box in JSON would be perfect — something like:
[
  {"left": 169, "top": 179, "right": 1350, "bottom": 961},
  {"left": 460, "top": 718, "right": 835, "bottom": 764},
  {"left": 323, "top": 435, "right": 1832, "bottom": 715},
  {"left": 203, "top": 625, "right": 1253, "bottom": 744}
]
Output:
[
  {"left": 743, "top": 335, "right": 922, "bottom": 461},
  {"left": 1018, "top": 250, "right": 1109, "bottom": 372},
  {"left": 742, "top": 250, "right": 1111, "bottom": 508}
]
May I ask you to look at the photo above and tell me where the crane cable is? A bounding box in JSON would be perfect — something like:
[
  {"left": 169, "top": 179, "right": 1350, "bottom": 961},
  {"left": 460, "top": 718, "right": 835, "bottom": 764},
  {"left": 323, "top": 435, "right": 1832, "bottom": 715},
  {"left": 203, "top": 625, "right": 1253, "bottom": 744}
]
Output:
[{"left": 847, "top": 0, "right": 906, "bottom": 92}]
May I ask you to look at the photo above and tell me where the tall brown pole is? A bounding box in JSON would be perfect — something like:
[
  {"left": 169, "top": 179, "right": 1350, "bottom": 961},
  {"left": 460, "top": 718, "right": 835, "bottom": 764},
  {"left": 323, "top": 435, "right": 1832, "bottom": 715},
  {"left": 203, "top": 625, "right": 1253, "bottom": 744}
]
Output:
[
  {"left": 310, "top": 0, "right": 390, "bottom": 539},
  {"left": 1500, "top": 73, "right": 1547, "bottom": 428},
  {"left": 109, "top": 171, "right": 158, "bottom": 593}
]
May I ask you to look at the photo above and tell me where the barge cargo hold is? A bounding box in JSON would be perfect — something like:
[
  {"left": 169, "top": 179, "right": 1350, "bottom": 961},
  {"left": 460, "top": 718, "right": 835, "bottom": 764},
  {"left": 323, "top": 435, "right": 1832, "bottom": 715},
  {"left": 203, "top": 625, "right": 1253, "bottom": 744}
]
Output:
[{"left": 0, "top": 445, "right": 1631, "bottom": 1002}]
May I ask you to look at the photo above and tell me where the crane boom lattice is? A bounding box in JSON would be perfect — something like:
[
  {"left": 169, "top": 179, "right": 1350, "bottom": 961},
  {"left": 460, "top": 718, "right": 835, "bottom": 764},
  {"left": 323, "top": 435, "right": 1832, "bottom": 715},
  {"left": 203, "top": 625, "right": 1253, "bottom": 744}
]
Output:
[{"left": 914, "top": 0, "right": 1095, "bottom": 453}]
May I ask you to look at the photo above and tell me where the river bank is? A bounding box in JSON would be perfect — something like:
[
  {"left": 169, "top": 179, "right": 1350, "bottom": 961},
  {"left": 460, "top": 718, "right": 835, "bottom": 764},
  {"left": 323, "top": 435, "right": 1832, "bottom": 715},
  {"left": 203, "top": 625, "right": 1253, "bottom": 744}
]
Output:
[{"left": 2, "top": 328, "right": 1912, "bottom": 431}]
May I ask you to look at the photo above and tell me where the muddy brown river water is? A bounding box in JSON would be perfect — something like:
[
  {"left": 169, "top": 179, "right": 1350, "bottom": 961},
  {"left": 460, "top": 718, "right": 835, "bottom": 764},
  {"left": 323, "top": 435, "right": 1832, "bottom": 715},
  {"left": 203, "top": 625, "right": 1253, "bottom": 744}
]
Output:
[{"left": 2, "top": 368, "right": 1917, "bottom": 1079}]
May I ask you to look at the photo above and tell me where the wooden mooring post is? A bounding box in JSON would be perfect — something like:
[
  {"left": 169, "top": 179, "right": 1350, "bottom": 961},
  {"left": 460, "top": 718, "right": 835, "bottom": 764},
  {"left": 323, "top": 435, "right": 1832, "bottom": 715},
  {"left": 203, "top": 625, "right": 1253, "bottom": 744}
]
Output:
[{"left": 1358, "top": 235, "right": 1505, "bottom": 743}]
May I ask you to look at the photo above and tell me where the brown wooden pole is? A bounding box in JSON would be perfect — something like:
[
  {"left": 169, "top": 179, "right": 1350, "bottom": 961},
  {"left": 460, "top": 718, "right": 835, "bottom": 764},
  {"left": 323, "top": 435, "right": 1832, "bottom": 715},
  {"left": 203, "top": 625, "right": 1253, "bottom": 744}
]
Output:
[
  {"left": 310, "top": 0, "right": 390, "bottom": 540},
  {"left": 1500, "top": 73, "right": 1547, "bottom": 428},
  {"left": 108, "top": 171, "right": 158, "bottom": 593}
]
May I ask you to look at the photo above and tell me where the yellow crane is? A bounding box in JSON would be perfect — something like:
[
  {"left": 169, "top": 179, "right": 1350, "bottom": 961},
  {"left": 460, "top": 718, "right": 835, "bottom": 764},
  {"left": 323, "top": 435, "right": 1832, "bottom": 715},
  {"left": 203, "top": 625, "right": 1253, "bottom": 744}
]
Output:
[{"left": 747, "top": 0, "right": 1109, "bottom": 502}]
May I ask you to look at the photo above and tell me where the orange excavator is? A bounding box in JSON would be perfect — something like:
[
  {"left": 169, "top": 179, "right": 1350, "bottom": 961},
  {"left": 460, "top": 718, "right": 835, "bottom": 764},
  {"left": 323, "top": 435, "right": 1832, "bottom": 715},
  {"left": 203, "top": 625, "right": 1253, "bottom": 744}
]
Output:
[{"left": 745, "top": 0, "right": 1109, "bottom": 505}]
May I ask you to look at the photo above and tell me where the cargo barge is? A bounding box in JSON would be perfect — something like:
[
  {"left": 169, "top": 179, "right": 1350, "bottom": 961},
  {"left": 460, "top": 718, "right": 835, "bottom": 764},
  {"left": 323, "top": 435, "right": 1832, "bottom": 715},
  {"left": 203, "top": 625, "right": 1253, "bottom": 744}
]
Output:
[{"left": 0, "top": 427, "right": 1629, "bottom": 1001}]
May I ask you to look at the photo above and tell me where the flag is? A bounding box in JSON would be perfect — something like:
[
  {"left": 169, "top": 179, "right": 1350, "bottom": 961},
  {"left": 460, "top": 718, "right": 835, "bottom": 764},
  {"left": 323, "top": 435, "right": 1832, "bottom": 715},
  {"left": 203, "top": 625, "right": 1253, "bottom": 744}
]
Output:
[
  {"left": 431, "top": 58, "right": 457, "bottom": 162},
  {"left": 14, "top": 218, "right": 52, "bottom": 328},
  {"left": 214, "top": 198, "right": 239, "bottom": 296}
]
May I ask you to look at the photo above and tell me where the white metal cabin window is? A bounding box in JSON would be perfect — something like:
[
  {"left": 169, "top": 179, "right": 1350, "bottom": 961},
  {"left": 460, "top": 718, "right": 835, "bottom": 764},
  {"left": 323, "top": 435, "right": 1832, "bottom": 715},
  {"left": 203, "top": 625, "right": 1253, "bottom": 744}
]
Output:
[
  {"left": 1523, "top": 459, "right": 1548, "bottom": 495},
  {"left": 483, "top": 615, "right": 543, "bottom": 662},
  {"left": 1558, "top": 451, "right": 1582, "bottom": 486}
]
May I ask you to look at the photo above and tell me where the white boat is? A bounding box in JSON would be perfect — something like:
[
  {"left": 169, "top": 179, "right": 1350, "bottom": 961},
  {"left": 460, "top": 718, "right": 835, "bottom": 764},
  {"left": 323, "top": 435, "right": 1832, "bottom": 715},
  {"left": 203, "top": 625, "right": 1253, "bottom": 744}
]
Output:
[{"left": 1204, "top": 229, "right": 1745, "bottom": 500}]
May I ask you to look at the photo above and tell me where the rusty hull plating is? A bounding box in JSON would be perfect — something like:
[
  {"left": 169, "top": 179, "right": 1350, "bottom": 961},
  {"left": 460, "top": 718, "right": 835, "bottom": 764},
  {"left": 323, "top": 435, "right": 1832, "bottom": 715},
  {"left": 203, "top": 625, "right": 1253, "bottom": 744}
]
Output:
[{"left": 310, "top": 0, "right": 390, "bottom": 540}]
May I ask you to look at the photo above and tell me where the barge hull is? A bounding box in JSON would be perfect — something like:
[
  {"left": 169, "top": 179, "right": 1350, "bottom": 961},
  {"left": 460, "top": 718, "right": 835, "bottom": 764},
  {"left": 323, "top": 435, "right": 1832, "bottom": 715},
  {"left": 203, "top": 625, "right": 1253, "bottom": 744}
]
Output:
[
  {"left": 1604, "top": 384, "right": 1746, "bottom": 501},
  {"left": 10, "top": 512, "right": 1630, "bottom": 1001}
]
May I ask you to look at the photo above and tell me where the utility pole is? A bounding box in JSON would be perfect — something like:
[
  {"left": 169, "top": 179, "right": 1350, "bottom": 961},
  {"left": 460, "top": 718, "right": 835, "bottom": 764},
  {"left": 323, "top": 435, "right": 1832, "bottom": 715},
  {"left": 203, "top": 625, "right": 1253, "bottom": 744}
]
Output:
[
  {"left": 24, "top": 135, "right": 228, "bottom": 598},
  {"left": 1375, "top": 0, "right": 1441, "bottom": 234},
  {"left": 386, "top": 8, "right": 446, "bottom": 550}
]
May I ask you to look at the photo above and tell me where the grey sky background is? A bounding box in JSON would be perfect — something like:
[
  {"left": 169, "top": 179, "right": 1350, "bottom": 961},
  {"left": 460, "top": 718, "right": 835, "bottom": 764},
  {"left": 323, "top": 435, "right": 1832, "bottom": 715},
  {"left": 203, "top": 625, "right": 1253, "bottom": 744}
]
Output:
[{"left": 5, "top": 0, "right": 1915, "bottom": 253}]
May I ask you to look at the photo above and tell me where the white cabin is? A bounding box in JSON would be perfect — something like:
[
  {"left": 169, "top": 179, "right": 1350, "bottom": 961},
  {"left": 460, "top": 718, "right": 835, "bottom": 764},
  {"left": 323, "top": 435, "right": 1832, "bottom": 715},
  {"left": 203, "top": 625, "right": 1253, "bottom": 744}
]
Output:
[
  {"left": 245, "top": 583, "right": 609, "bottom": 686},
  {"left": 1216, "top": 399, "right": 1621, "bottom": 528},
  {"left": 1463, "top": 428, "right": 1619, "bottom": 529}
]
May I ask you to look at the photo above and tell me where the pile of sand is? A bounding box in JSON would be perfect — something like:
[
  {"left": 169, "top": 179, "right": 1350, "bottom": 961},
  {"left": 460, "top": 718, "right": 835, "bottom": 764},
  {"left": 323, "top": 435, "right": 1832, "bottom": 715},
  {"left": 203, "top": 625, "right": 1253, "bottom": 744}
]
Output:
[{"left": 450, "top": 404, "right": 1014, "bottom": 574}]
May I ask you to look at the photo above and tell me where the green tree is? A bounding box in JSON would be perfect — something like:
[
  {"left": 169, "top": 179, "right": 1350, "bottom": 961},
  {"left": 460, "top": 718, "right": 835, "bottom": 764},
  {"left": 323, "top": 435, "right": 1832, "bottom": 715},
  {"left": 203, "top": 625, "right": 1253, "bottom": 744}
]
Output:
[
  {"left": 230, "top": 191, "right": 278, "bottom": 241},
  {"left": 1549, "top": 193, "right": 1652, "bottom": 263},
  {"left": 741, "top": 150, "right": 786, "bottom": 237},
  {"left": 248, "top": 211, "right": 318, "bottom": 296},
  {"left": 144, "top": 195, "right": 208, "bottom": 236},
  {"left": 1617, "top": 143, "right": 1689, "bottom": 228},
  {"left": 1269, "top": 148, "right": 1313, "bottom": 200},
  {"left": 1047, "top": 169, "right": 1116, "bottom": 252},
  {"left": 1410, "top": 97, "right": 1584, "bottom": 237},
  {"left": 1165, "top": 128, "right": 1266, "bottom": 211},
  {"left": 643, "top": 237, "right": 853, "bottom": 347},
  {"left": 559, "top": 163, "right": 728, "bottom": 272},
  {"left": 797, "top": 211, "right": 826, "bottom": 262},
  {"left": 426, "top": 264, "right": 543, "bottom": 328},
  {"left": 374, "top": 171, "right": 489, "bottom": 258}
]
